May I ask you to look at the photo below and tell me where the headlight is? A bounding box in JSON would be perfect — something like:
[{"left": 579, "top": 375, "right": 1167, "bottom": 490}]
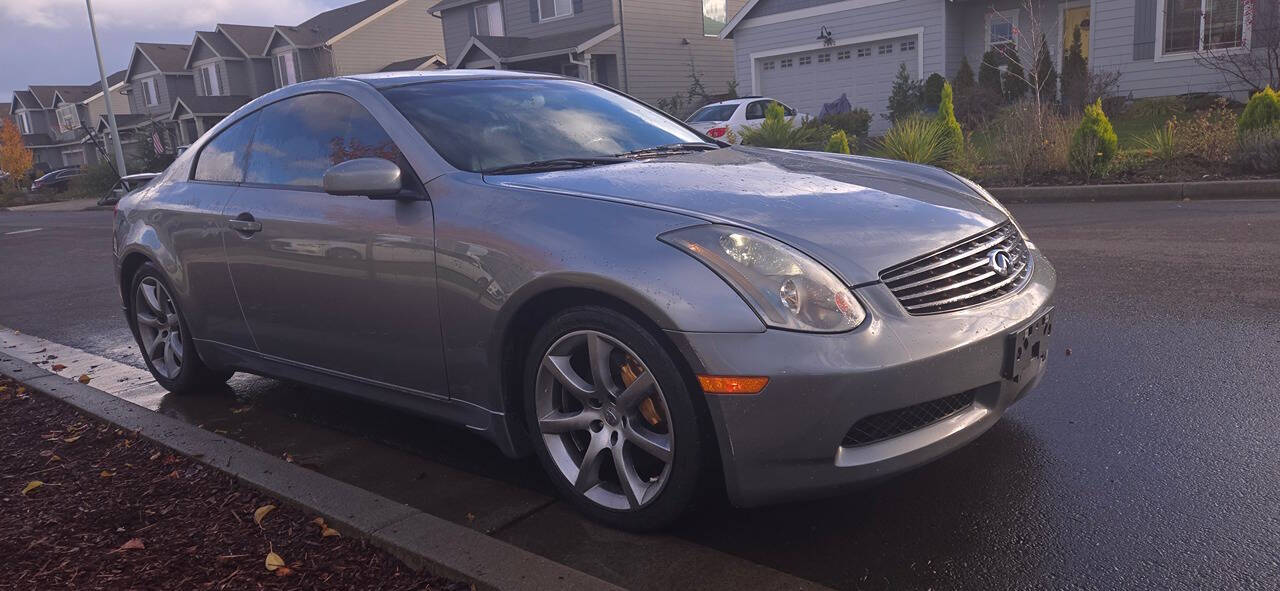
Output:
[{"left": 660, "top": 225, "right": 865, "bottom": 333}]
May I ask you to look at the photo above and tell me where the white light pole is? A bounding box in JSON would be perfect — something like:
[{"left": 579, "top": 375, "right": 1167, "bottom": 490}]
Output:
[{"left": 86, "top": 0, "right": 127, "bottom": 177}]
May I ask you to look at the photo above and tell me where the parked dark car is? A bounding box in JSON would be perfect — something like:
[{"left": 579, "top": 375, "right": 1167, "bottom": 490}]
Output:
[
  {"left": 113, "top": 71, "right": 1055, "bottom": 531},
  {"left": 31, "top": 167, "right": 83, "bottom": 193}
]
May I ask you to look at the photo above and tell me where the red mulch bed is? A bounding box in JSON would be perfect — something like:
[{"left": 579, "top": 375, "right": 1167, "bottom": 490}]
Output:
[{"left": 0, "top": 376, "right": 468, "bottom": 590}]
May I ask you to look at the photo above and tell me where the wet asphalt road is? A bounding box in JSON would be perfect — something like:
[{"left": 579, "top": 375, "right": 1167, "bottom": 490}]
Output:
[{"left": 2, "top": 199, "right": 1280, "bottom": 589}]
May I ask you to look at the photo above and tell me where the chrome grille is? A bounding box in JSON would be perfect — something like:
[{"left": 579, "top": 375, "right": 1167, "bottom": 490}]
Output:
[{"left": 880, "top": 223, "right": 1030, "bottom": 315}]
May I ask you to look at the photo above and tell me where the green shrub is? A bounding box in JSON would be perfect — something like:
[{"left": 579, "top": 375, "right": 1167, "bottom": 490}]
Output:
[
  {"left": 739, "top": 101, "right": 820, "bottom": 149},
  {"left": 872, "top": 116, "right": 954, "bottom": 166},
  {"left": 1003, "top": 53, "right": 1028, "bottom": 103},
  {"left": 1033, "top": 35, "right": 1058, "bottom": 103},
  {"left": 953, "top": 58, "right": 976, "bottom": 93},
  {"left": 1060, "top": 26, "right": 1089, "bottom": 111},
  {"left": 1233, "top": 125, "right": 1280, "bottom": 173},
  {"left": 825, "top": 130, "right": 852, "bottom": 154},
  {"left": 923, "top": 73, "right": 946, "bottom": 110},
  {"left": 806, "top": 108, "right": 871, "bottom": 140},
  {"left": 978, "top": 50, "right": 1004, "bottom": 99},
  {"left": 1239, "top": 86, "right": 1280, "bottom": 132},
  {"left": 1069, "top": 99, "right": 1119, "bottom": 180},
  {"left": 1135, "top": 121, "right": 1177, "bottom": 162},
  {"left": 936, "top": 82, "right": 964, "bottom": 157},
  {"left": 885, "top": 63, "right": 923, "bottom": 123}
]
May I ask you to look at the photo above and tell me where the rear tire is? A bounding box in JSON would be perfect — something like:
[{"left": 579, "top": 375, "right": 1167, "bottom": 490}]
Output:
[
  {"left": 523, "top": 306, "right": 707, "bottom": 531},
  {"left": 127, "top": 262, "right": 232, "bottom": 394}
]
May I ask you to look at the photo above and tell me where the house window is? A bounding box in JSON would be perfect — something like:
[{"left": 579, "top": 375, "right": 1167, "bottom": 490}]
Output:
[
  {"left": 142, "top": 78, "right": 159, "bottom": 107},
  {"left": 537, "top": 0, "right": 572, "bottom": 21},
  {"left": 878, "top": 44, "right": 893, "bottom": 55},
  {"left": 17, "top": 111, "right": 32, "bottom": 134},
  {"left": 987, "top": 10, "right": 1018, "bottom": 51},
  {"left": 1162, "top": 0, "right": 1247, "bottom": 54},
  {"left": 762, "top": 60, "right": 775, "bottom": 70},
  {"left": 779, "top": 58, "right": 793, "bottom": 68},
  {"left": 199, "top": 63, "right": 222, "bottom": 96},
  {"left": 276, "top": 51, "right": 298, "bottom": 86},
  {"left": 475, "top": 2, "right": 504, "bottom": 36},
  {"left": 798, "top": 55, "right": 812, "bottom": 65},
  {"left": 855, "top": 47, "right": 871, "bottom": 57},
  {"left": 901, "top": 40, "right": 916, "bottom": 51},
  {"left": 702, "top": 0, "right": 727, "bottom": 36},
  {"left": 817, "top": 53, "right": 831, "bottom": 63},
  {"left": 837, "top": 50, "right": 851, "bottom": 60},
  {"left": 57, "top": 104, "right": 78, "bottom": 132}
]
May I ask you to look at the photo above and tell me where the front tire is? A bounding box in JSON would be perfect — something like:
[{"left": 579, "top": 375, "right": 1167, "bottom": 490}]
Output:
[
  {"left": 524, "top": 306, "right": 707, "bottom": 531},
  {"left": 127, "top": 262, "right": 232, "bottom": 394}
]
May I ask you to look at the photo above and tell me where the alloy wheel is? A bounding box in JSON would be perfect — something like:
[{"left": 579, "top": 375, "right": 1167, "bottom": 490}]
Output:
[
  {"left": 134, "top": 276, "right": 184, "bottom": 380},
  {"left": 535, "top": 330, "right": 674, "bottom": 511}
]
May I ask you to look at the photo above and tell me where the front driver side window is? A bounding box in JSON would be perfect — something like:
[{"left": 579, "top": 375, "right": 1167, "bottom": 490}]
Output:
[
  {"left": 193, "top": 110, "right": 261, "bottom": 183},
  {"left": 245, "top": 93, "right": 402, "bottom": 190}
]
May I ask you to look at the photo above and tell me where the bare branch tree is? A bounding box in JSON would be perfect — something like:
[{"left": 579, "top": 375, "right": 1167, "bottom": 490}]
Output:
[
  {"left": 985, "top": 0, "right": 1054, "bottom": 127},
  {"left": 1194, "top": 0, "right": 1279, "bottom": 94}
]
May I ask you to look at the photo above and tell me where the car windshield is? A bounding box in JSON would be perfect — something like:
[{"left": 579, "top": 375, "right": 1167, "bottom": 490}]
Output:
[
  {"left": 686, "top": 104, "right": 738, "bottom": 123},
  {"left": 381, "top": 78, "right": 706, "bottom": 173}
]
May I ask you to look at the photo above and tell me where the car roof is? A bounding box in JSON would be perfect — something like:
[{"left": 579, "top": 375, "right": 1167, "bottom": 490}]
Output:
[{"left": 345, "top": 69, "right": 565, "bottom": 89}]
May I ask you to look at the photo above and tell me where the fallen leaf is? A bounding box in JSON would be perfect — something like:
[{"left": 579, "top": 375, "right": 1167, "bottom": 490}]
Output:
[
  {"left": 321, "top": 527, "right": 340, "bottom": 538},
  {"left": 253, "top": 504, "right": 276, "bottom": 526},
  {"left": 265, "top": 551, "right": 285, "bottom": 572},
  {"left": 62, "top": 435, "right": 81, "bottom": 443},
  {"left": 274, "top": 566, "right": 294, "bottom": 577},
  {"left": 100, "top": 470, "right": 115, "bottom": 478},
  {"left": 167, "top": 470, "right": 180, "bottom": 479},
  {"left": 113, "top": 538, "right": 145, "bottom": 553},
  {"left": 282, "top": 453, "right": 294, "bottom": 463},
  {"left": 78, "top": 374, "right": 92, "bottom": 384},
  {"left": 311, "top": 517, "right": 326, "bottom": 528},
  {"left": 21, "top": 481, "right": 43, "bottom": 495},
  {"left": 51, "top": 364, "right": 66, "bottom": 371}
]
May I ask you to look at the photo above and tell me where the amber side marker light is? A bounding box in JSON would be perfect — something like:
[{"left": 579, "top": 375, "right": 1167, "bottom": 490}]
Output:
[{"left": 698, "top": 375, "right": 769, "bottom": 395}]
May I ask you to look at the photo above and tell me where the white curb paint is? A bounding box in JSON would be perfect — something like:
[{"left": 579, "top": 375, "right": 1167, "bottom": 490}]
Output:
[{"left": 0, "top": 326, "right": 168, "bottom": 409}]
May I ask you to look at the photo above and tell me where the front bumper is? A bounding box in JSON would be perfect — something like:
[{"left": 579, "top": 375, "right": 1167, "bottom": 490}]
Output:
[{"left": 667, "top": 248, "right": 1056, "bottom": 507}]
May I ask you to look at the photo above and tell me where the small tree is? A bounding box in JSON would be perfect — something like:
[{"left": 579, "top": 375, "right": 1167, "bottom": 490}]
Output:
[
  {"left": 0, "top": 119, "right": 34, "bottom": 190},
  {"left": 885, "top": 62, "right": 924, "bottom": 122},
  {"left": 1034, "top": 35, "right": 1059, "bottom": 104},
  {"left": 825, "top": 130, "right": 852, "bottom": 154},
  {"left": 1003, "top": 52, "right": 1029, "bottom": 103},
  {"left": 923, "top": 73, "right": 947, "bottom": 110},
  {"left": 978, "top": 50, "right": 1004, "bottom": 99},
  {"left": 953, "top": 58, "right": 976, "bottom": 93},
  {"left": 936, "top": 81, "right": 964, "bottom": 158},
  {"left": 1060, "top": 26, "right": 1090, "bottom": 111},
  {"left": 1069, "top": 99, "right": 1118, "bottom": 180},
  {"left": 1239, "top": 86, "right": 1280, "bottom": 132}
]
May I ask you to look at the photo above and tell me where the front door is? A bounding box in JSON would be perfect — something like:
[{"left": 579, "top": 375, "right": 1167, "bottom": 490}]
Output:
[
  {"left": 1062, "top": 4, "right": 1090, "bottom": 60},
  {"left": 221, "top": 92, "right": 447, "bottom": 396}
]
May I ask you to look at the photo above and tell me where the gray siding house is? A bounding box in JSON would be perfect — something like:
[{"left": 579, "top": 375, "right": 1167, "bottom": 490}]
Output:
[
  {"left": 120, "top": 42, "right": 197, "bottom": 152},
  {"left": 723, "top": 0, "right": 1275, "bottom": 133},
  {"left": 430, "top": 0, "right": 747, "bottom": 106},
  {"left": 8, "top": 71, "right": 130, "bottom": 171}
]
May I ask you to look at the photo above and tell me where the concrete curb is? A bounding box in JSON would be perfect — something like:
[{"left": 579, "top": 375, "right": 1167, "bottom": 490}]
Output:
[
  {"left": 989, "top": 178, "right": 1280, "bottom": 204},
  {"left": 0, "top": 352, "right": 621, "bottom": 591}
]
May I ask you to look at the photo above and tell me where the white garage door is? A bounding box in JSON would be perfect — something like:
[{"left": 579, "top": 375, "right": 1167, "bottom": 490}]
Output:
[{"left": 756, "top": 35, "right": 919, "bottom": 128}]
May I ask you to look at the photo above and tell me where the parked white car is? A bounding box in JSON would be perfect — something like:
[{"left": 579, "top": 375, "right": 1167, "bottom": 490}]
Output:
[{"left": 685, "top": 97, "right": 808, "bottom": 142}]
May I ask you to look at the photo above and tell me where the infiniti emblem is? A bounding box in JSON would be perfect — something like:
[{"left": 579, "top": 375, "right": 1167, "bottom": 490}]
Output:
[{"left": 986, "top": 248, "right": 1013, "bottom": 276}]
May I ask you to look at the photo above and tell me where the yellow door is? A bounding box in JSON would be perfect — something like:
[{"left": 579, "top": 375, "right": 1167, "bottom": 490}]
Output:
[{"left": 1063, "top": 5, "right": 1090, "bottom": 60}]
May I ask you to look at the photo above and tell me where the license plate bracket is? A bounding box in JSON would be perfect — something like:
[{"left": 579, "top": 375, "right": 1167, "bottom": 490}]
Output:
[{"left": 1003, "top": 308, "right": 1053, "bottom": 382}]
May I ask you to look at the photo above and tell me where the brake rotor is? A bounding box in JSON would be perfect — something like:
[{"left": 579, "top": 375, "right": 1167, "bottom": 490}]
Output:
[{"left": 620, "top": 355, "right": 663, "bottom": 427}]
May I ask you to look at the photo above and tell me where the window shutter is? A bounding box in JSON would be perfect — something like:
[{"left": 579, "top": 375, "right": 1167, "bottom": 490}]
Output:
[
  {"left": 573, "top": 0, "right": 582, "bottom": 14},
  {"left": 1133, "top": 0, "right": 1156, "bottom": 60},
  {"left": 530, "top": 0, "right": 540, "bottom": 23},
  {"left": 216, "top": 62, "right": 225, "bottom": 95}
]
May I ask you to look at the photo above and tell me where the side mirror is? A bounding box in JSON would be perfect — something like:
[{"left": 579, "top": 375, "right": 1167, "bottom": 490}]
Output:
[{"left": 322, "top": 158, "right": 404, "bottom": 199}]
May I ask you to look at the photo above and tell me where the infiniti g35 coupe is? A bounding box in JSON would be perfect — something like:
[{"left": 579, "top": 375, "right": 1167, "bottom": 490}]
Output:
[{"left": 113, "top": 71, "right": 1055, "bottom": 531}]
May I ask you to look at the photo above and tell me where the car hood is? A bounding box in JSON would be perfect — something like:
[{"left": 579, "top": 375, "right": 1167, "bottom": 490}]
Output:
[{"left": 486, "top": 146, "right": 1006, "bottom": 285}]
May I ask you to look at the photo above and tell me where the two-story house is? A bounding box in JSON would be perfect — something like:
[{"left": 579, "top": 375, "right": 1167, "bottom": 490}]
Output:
[
  {"left": 264, "top": 0, "right": 447, "bottom": 87},
  {"left": 120, "top": 42, "right": 196, "bottom": 153},
  {"left": 429, "top": 0, "right": 746, "bottom": 106},
  {"left": 171, "top": 25, "right": 276, "bottom": 145},
  {"left": 721, "top": 0, "right": 1276, "bottom": 133},
  {"left": 8, "top": 71, "right": 131, "bottom": 172}
]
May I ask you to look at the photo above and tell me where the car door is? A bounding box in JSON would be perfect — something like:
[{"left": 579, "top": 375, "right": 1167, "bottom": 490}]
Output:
[{"left": 220, "top": 91, "right": 447, "bottom": 396}]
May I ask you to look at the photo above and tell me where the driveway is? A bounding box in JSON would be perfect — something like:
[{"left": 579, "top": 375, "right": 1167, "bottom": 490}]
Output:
[{"left": 2, "top": 199, "right": 1279, "bottom": 589}]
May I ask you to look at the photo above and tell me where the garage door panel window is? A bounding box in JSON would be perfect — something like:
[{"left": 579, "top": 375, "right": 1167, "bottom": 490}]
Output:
[
  {"left": 838, "top": 50, "right": 852, "bottom": 60},
  {"left": 817, "top": 53, "right": 831, "bottom": 63},
  {"left": 901, "top": 40, "right": 916, "bottom": 52},
  {"left": 856, "top": 47, "right": 871, "bottom": 57}
]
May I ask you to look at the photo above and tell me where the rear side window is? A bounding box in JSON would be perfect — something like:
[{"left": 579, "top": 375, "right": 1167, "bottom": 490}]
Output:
[
  {"left": 244, "top": 93, "right": 401, "bottom": 190},
  {"left": 193, "top": 110, "right": 260, "bottom": 183},
  {"left": 745, "top": 100, "right": 769, "bottom": 120},
  {"left": 686, "top": 104, "right": 737, "bottom": 123}
]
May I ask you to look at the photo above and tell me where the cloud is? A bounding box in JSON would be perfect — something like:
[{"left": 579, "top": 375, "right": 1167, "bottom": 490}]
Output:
[{"left": 0, "top": 0, "right": 335, "bottom": 30}]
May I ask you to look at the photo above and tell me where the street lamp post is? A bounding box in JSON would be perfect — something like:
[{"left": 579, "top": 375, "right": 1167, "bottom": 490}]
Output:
[{"left": 86, "top": 0, "right": 127, "bottom": 177}]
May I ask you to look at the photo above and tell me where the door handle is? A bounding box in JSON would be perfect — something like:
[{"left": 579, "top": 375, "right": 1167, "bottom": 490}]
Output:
[{"left": 227, "top": 213, "right": 262, "bottom": 235}]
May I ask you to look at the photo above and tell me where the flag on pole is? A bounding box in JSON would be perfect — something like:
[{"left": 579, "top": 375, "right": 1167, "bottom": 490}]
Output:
[{"left": 151, "top": 132, "right": 164, "bottom": 154}]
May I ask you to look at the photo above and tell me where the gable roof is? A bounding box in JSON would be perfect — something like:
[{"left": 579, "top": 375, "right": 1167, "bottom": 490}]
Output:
[
  {"left": 427, "top": 0, "right": 480, "bottom": 14},
  {"left": 125, "top": 43, "right": 194, "bottom": 81},
  {"left": 379, "top": 54, "right": 447, "bottom": 71},
  {"left": 169, "top": 95, "right": 251, "bottom": 119},
  {"left": 719, "top": 0, "right": 764, "bottom": 39},
  {"left": 217, "top": 23, "right": 275, "bottom": 57},
  {"left": 185, "top": 31, "right": 243, "bottom": 68},
  {"left": 454, "top": 24, "right": 619, "bottom": 66},
  {"left": 27, "top": 86, "right": 68, "bottom": 108},
  {"left": 96, "top": 113, "right": 152, "bottom": 133},
  {"left": 12, "top": 90, "right": 40, "bottom": 110},
  {"left": 51, "top": 86, "right": 100, "bottom": 107},
  {"left": 268, "top": 0, "right": 405, "bottom": 50}
]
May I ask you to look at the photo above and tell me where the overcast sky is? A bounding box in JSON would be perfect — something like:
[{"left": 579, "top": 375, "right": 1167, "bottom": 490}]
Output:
[{"left": 0, "top": 0, "right": 352, "bottom": 103}]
